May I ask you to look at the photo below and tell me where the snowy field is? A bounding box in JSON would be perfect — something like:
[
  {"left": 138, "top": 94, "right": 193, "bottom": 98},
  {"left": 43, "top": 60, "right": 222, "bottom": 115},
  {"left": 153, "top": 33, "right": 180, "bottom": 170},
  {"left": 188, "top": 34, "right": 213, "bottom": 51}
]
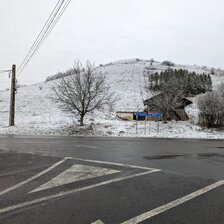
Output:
[{"left": 0, "top": 59, "right": 224, "bottom": 139}]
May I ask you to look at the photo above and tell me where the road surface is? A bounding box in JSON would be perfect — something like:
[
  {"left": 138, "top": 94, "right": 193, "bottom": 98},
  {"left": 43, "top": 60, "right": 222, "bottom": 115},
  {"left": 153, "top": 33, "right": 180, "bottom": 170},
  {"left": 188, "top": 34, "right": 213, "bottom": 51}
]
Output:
[{"left": 0, "top": 135, "right": 223, "bottom": 223}]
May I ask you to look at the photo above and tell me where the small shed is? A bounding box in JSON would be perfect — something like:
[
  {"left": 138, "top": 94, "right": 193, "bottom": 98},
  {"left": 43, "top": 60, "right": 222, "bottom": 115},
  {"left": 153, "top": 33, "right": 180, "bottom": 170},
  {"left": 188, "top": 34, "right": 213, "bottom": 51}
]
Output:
[
  {"left": 116, "top": 111, "right": 146, "bottom": 121},
  {"left": 116, "top": 111, "right": 134, "bottom": 121}
]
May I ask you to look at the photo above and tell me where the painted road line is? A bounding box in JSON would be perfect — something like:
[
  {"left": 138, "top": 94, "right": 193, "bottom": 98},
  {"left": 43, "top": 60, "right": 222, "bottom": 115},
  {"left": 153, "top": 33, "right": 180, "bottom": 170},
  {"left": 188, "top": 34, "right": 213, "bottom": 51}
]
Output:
[
  {"left": 121, "top": 180, "right": 224, "bottom": 224},
  {"left": 31, "top": 164, "right": 120, "bottom": 193},
  {"left": 0, "top": 170, "right": 159, "bottom": 215},
  {"left": 91, "top": 220, "right": 104, "bottom": 224},
  {"left": 67, "top": 157, "right": 161, "bottom": 172},
  {"left": 76, "top": 145, "right": 99, "bottom": 149},
  {"left": 0, "top": 158, "right": 68, "bottom": 197},
  {"left": 15, "top": 142, "right": 57, "bottom": 144}
]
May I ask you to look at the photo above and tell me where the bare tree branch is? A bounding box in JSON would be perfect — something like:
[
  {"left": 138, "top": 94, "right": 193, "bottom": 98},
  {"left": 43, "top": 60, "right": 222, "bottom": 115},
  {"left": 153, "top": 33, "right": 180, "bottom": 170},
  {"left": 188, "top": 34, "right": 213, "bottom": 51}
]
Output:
[
  {"left": 52, "top": 61, "right": 118, "bottom": 126},
  {"left": 145, "top": 72, "right": 186, "bottom": 121}
]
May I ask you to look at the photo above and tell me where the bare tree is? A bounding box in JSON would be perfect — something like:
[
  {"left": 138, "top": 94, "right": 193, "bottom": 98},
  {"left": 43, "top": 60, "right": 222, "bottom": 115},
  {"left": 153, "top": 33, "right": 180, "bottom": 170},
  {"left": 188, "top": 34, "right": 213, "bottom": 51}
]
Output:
[
  {"left": 145, "top": 74, "right": 186, "bottom": 121},
  {"left": 52, "top": 61, "right": 117, "bottom": 126}
]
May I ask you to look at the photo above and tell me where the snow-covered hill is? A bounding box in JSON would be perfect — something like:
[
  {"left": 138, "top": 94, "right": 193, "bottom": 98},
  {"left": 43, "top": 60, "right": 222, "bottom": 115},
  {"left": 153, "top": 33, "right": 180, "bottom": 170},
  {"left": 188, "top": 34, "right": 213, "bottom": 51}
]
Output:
[{"left": 0, "top": 59, "right": 224, "bottom": 138}]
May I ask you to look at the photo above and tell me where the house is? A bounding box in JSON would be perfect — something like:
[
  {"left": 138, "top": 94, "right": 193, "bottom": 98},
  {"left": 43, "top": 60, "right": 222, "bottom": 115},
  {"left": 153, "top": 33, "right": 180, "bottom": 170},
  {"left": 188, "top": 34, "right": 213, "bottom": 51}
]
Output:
[{"left": 143, "top": 94, "right": 192, "bottom": 121}]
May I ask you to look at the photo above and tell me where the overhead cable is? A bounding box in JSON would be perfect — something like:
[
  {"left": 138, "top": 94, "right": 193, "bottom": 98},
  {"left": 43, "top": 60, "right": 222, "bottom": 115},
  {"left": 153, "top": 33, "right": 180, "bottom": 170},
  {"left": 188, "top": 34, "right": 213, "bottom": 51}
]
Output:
[{"left": 17, "top": 0, "right": 71, "bottom": 76}]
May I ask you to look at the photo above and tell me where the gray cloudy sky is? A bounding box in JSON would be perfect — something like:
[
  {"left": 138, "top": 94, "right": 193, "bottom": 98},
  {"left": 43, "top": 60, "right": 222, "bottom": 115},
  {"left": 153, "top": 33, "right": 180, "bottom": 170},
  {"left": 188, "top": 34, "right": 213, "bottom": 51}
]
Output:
[{"left": 0, "top": 0, "right": 224, "bottom": 89}]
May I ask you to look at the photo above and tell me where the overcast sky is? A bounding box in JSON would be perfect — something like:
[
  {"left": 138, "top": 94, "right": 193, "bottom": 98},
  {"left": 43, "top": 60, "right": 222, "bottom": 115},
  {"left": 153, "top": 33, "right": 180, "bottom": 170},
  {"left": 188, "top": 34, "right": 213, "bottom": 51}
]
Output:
[{"left": 0, "top": 0, "right": 224, "bottom": 89}]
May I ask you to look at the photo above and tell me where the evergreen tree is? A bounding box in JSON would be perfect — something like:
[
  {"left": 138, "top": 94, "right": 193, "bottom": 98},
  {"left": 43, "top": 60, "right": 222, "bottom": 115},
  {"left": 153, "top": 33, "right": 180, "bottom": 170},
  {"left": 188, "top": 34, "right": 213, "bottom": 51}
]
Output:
[
  {"left": 147, "top": 69, "right": 212, "bottom": 96},
  {"left": 207, "top": 74, "right": 212, "bottom": 91}
]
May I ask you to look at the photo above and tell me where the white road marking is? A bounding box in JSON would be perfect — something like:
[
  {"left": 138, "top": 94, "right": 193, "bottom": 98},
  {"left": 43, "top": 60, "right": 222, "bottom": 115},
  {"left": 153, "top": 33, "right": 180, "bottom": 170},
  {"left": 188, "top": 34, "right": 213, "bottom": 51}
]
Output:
[
  {"left": 0, "top": 165, "right": 50, "bottom": 177},
  {"left": 121, "top": 180, "right": 224, "bottom": 224},
  {"left": 76, "top": 145, "right": 98, "bottom": 149},
  {"left": 66, "top": 157, "right": 160, "bottom": 171},
  {"left": 91, "top": 220, "right": 104, "bottom": 224},
  {"left": 0, "top": 170, "right": 159, "bottom": 215},
  {"left": 15, "top": 142, "right": 57, "bottom": 144},
  {"left": 31, "top": 164, "right": 120, "bottom": 192},
  {"left": 0, "top": 158, "right": 68, "bottom": 196}
]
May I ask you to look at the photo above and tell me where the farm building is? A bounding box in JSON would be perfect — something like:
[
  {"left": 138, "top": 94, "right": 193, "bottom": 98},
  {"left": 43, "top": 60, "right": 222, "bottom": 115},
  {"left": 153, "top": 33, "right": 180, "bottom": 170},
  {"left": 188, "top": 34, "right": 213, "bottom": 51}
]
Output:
[
  {"left": 116, "top": 112, "right": 146, "bottom": 121},
  {"left": 116, "top": 112, "right": 134, "bottom": 121},
  {"left": 143, "top": 94, "right": 192, "bottom": 121}
]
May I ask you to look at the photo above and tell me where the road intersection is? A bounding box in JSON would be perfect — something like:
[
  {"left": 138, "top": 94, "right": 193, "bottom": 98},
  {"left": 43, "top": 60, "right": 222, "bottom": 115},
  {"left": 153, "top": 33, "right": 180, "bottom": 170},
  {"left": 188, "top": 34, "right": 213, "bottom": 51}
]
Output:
[{"left": 0, "top": 135, "right": 223, "bottom": 223}]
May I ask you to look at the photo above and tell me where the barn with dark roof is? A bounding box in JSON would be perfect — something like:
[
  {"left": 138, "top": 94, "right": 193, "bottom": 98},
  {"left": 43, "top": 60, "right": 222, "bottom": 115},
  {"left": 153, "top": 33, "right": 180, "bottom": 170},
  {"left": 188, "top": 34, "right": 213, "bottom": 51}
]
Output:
[{"left": 143, "top": 94, "right": 192, "bottom": 121}]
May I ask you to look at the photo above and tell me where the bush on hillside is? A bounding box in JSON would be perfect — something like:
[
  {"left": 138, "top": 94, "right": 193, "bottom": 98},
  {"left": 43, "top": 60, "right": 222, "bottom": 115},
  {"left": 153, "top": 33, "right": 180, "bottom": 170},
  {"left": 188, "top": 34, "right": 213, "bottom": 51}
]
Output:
[
  {"left": 46, "top": 70, "right": 72, "bottom": 82},
  {"left": 197, "top": 84, "right": 224, "bottom": 128},
  {"left": 161, "top": 60, "right": 175, "bottom": 67}
]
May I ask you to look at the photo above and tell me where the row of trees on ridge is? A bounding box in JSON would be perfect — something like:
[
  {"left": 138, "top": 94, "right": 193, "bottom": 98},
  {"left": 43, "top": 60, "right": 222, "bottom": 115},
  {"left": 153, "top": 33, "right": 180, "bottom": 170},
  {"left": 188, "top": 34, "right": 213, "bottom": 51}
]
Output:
[{"left": 147, "top": 69, "right": 212, "bottom": 96}]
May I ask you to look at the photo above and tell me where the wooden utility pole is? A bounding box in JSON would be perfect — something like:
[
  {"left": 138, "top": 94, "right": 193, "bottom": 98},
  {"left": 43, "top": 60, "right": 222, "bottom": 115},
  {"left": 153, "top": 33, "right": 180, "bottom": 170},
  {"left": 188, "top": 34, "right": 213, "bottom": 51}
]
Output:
[{"left": 9, "top": 64, "right": 16, "bottom": 126}]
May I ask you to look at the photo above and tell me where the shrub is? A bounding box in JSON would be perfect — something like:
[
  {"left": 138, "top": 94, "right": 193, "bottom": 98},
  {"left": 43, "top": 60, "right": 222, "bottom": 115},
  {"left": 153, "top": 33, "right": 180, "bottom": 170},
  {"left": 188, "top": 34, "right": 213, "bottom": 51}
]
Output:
[
  {"left": 161, "top": 60, "right": 175, "bottom": 67},
  {"left": 210, "top": 68, "right": 216, "bottom": 75},
  {"left": 197, "top": 85, "right": 224, "bottom": 128},
  {"left": 45, "top": 71, "right": 70, "bottom": 82}
]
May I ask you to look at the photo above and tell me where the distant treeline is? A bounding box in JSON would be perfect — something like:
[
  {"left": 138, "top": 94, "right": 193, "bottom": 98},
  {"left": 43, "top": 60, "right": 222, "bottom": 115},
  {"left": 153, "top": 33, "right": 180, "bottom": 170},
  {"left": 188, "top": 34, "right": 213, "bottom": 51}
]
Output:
[
  {"left": 46, "top": 67, "right": 80, "bottom": 82},
  {"left": 147, "top": 69, "right": 212, "bottom": 96},
  {"left": 46, "top": 71, "right": 70, "bottom": 82}
]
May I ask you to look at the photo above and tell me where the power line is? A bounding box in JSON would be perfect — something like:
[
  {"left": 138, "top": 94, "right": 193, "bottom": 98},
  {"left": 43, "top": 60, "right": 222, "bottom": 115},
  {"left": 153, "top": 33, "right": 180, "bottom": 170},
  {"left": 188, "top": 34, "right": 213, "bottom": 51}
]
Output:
[
  {"left": 17, "top": 0, "right": 63, "bottom": 74},
  {"left": 0, "top": 70, "right": 11, "bottom": 74},
  {"left": 43, "top": 0, "right": 72, "bottom": 41},
  {"left": 17, "top": 0, "right": 71, "bottom": 76},
  {"left": 34, "top": 0, "right": 72, "bottom": 55},
  {"left": 18, "top": 0, "right": 71, "bottom": 76},
  {"left": 17, "top": 0, "right": 67, "bottom": 75},
  {"left": 22, "top": 0, "right": 72, "bottom": 73}
]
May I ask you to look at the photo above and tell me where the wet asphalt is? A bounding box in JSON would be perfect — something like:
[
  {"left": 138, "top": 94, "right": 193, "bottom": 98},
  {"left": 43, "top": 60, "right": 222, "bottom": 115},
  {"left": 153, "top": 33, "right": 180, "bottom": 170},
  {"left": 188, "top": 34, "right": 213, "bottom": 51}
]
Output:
[{"left": 0, "top": 135, "right": 223, "bottom": 224}]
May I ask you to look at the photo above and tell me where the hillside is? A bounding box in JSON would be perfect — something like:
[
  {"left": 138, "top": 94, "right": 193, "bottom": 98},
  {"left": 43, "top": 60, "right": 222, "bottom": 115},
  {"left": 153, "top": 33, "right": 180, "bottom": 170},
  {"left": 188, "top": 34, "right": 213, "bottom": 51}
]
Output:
[{"left": 0, "top": 59, "right": 224, "bottom": 138}]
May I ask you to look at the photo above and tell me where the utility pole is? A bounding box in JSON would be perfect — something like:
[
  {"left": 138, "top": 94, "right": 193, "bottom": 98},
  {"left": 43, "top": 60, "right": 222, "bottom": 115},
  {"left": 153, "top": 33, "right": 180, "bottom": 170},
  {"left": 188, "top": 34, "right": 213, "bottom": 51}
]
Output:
[{"left": 9, "top": 64, "right": 16, "bottom": 126}]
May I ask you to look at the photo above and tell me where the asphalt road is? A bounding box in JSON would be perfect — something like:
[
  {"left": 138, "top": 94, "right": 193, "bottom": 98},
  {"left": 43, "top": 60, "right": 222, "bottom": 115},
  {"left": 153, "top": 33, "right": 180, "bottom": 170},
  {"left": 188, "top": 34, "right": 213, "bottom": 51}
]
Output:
[{"left": 0, "top": 135, "right": 223, "bottom": 224}]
